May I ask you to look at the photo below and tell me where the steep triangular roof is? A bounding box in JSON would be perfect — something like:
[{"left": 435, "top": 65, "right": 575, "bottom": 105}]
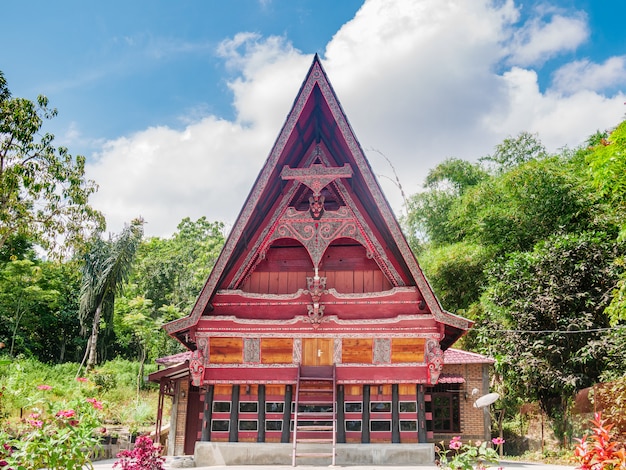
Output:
[{"left": 165, "top": 55, "right": 471, "bottom": 347}]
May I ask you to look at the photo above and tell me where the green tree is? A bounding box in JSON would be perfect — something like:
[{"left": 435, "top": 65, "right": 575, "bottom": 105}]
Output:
[
  {"left": 404, "top": 127, "right": 626, "bottom": 442},
  {"left": 419, "top": 241, "right": 492, "bottom": 315},
  {"left": 582, "top": 120, "right": 626, "bottom": 325},
  {"left": 78, "top": 219, "right": 143, "bottom": 371},
  {"left": 114, "top": 296, "right": 161, "bottom": 394},
  {"left": 129, "top": 217, "right": 225, "bottom": 312},
  {"left": 29, "top": 260, "right": 83, "bottom": 363},
  {"left": 479, "top": 231, "right": 623, "bottom": 443},
  {"left": 404, "top": 158, "right": 487, "bottom": 250},
  {"left": 0, "top": 71, "right": 104, "bottom": 256},
  {"left": 481, "top": 131, "right": 547, "bottom": 172},
  {"left": 449, "top": 156, "right": 594, "bottom": 255},
  {"left": 0, "top": 259, "right": 60, "bottom": 356}
]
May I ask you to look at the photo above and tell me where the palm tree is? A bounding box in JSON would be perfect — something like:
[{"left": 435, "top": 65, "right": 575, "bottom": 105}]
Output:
[{"left": 78, "top": 218, "right": 144, "bottom": 372}]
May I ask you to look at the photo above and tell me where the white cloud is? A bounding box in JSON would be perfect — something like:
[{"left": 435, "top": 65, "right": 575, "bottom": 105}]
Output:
[
  {"left": 88, "top": 116, "right": 274, "bottom": 237},
  {"left": 551, "top": 56, "right": 626, "bottom": 94},
  {"left": 507, "top": 13, "right": 589, "bottom": 67},
  {"left": 86, "top": 0, "right": 626, "bottom": 238}
]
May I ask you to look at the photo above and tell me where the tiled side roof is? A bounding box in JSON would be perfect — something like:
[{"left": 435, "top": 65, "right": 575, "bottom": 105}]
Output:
[
  {"left": 155, "top": 351, "right": 191, "bottom": 366},
  {"left": 444, "top": 348, "right": 495, "bottom": 364}
]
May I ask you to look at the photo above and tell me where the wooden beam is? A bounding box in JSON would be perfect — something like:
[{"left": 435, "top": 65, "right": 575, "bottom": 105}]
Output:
[
  {"left": 201, "top": 385, "right": 214, "bottom": 442},
  {"left": 229, "top": 386, "right": 239, "bottom": 442}
]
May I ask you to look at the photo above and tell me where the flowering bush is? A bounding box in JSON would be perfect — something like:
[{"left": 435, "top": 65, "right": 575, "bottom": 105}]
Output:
[
  {"left": 436, "top": 436, "right": 502, "bottom": 470},
  {"left": 0, "top": 385, "right": 104, "bottom": 470},
  {"left": 574, "top": 412, "right": 626, "bottom": 470},
  {"left": 114, "top": 435, "right": 165, "bottom": 470},
  {"left": 1, "top": 441, "right": 14, "bottom": 470}
]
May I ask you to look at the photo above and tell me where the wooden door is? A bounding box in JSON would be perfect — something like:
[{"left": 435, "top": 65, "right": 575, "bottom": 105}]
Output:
[{"left": 302, "top": 338, "right": 334, "bottom": 366}]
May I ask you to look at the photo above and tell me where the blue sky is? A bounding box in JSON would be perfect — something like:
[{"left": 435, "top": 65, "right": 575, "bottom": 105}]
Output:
[
  {"left": 3, "top": 1, "right": 363, "bottom": 152},
  {"left": 2, "top": 0, "right": 625, "bottom": 238}
]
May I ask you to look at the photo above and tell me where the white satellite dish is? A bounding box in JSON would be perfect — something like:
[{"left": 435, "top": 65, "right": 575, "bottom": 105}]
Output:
[{"left": 473, "top": 392, "right": 500, "bottom": 408}]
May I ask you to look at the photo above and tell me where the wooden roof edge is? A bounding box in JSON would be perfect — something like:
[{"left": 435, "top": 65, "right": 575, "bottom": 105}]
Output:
[
  {"left": 147, "top": 362, "right": 189, "bottom": 382},
  {"left": 164, "top": 56, "right": 341, "bottom": 337}
]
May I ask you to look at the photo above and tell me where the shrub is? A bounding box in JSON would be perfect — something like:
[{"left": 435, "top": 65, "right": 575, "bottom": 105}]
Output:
[
  {"left": 1, "top": 387, "right": 105, "bottom": 470},
  {"left": 114, "top": 435, "right": 165, "bottom": 470},
  {"left": 436, "top": 436, "right": 502, "bottom": 470},
  {"left": 574, "top": 413, "right": 626, "bottom": 470}
]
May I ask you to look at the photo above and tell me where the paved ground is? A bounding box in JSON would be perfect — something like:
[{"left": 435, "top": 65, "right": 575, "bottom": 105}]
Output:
[{"left": 90, "top": 457, "right": 577, "bottom": 470}]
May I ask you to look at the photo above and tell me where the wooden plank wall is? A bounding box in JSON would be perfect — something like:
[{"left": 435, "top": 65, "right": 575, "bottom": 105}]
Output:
[
  {"left": 208, "top": 338, "right": 426, "bottom": 365},
  {"left": 241, "top": 245, "right": 392, "bottom": 294}
]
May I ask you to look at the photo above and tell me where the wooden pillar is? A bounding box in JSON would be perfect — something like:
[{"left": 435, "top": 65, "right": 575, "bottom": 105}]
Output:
[
  {"left": 417, "top": 384, "right": 426, "bottom": 443},
  {"left": 257, "top": 385, "right": 266, "bottom": 442},
  {"left": 362, "top": 385, "right": 370, "bottom": 444},
  {"left": 229, "top": 385, "right": 239, "bottom": 442},
  {"left": 337, "top": 385, "right": 346, "bottom": 443},
  {"left": 201, "top": 385, "right": 214, "bottom": 441},
  {"left": 392, "top": 384, "right": 400, "bottom": 443},
  {"left": 281, "top": 385, "right": 293, "bottom": 443}
]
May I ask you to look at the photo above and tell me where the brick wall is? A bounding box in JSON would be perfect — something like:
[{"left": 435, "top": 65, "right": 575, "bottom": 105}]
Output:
[{"left": 433, "top": 363, "right": 492, "bottom": 443}]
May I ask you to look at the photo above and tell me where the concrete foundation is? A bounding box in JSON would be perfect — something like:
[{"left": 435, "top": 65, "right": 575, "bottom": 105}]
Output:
[{"left": 194, "top": 442, "right": 435, "bottom": 466}]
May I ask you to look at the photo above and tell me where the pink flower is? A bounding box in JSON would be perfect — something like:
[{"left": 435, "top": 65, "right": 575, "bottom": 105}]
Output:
[
  {"left": 37, "top": 384, "right": 52, "bottom": 390},
  {"left": 86, "top": 397, "right": 103, "bottom": 410},
  {"left": 492, "top": 437, "right": 505, "bottom": 446},
  {"left": 449, "top": 436, "right": 462, "bottom": 450},
  {"left": 28, "top": 413, "right": 41, "bottom": 419},
  {"left": 76, "top": 377, "right": 88, "bottom": 383},
  {"left": 68, "top": 419, "right": 80, "bottom": 426},
  {"left": 28, "top": 419, "right": 43, "bottom": 428},
  {"left": 56, "top": 409, "right": 76, "bottom": 418}
]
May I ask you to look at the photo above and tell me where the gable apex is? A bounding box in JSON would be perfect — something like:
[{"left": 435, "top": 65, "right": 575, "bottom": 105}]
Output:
[{"left": 165, "top": 56, "right": 472, "bottom": 345}]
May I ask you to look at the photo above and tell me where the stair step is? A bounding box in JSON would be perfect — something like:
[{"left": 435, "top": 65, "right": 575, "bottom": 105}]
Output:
[
  {"left": 298, "top": 400, "right": 333, "bottom": 413},
  {"left": 295, "top": 452, "right": 335, "bottom": 458},
  {"left": 297, "top": 425, "right": 334, "bottom": 431},
  {"left": 294, "top": 365, "right": 336, "bottom": 466}
]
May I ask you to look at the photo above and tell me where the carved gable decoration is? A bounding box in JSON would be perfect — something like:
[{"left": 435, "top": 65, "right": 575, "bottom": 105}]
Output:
[{"left": 281, "top": 160, "right": 353, "bottom": 219}]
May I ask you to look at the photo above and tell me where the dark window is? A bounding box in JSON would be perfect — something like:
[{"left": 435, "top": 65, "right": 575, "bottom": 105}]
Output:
[
  {"left": 345, "top": 420, "right": 362, "bottom": 432},
  {"left": 370, "top": 401, "right": 391, "bottom": 413},
  {"left": 400, "top": 420, "right": 417, "bottom": 431},
  {"left": 399, "top": 401, "right": 416, "bottom": 413},
  {"left": 345, "top": 402, "right": 362, "bottom": 413},
  {"left": 266, "top": 402, "right": 284, "bottom": 413},
  {"left": 431, "top": 390, "right": 460, "bottom": 433},
  {"left": 266, "top": 420, "right": 283, "bottom": 431},
  {"left": 238, "top": 420, "right": 258, "bottom": 431},
  {"left": 211, "top": 420, "right": 230, "bottom": 432},
  {"left": 239, "top": 402, "right": 258, "bottom": 413},
  {"left": 370, "top": 420, "right": 391, "bottom": 432},
  {"left": 212, "top": 402, "right": 231, "bottom": 413}
]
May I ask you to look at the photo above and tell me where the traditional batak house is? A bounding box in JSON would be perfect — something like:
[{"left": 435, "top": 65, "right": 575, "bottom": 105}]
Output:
[{"left": 150, "top": 56, "right": 494, "bottom": 465}]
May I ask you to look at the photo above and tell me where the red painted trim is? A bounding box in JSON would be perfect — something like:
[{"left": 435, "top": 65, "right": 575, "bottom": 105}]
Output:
[{"left": 200, "top": 365, "right": 430, "bottom": 385}]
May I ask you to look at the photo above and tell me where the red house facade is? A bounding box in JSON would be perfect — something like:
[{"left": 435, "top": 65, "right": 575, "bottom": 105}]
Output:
[{"left": 151, "top": 56, "right": 492, "bottom": 465}]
